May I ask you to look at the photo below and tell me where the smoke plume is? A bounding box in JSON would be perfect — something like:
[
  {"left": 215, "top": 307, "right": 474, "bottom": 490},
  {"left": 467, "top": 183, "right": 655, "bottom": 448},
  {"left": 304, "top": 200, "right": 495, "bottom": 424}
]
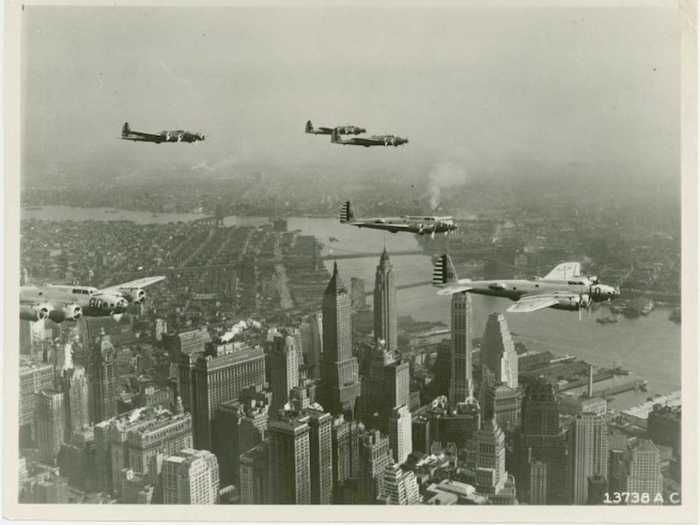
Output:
[{"left": 427, "top": 161, "right": 468, "bottom": 211}]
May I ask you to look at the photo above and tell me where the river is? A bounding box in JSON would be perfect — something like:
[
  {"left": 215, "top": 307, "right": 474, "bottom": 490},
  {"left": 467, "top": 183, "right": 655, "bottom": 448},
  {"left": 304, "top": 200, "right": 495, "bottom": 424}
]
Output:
[{"left": 22, "top": 206, "right": 681, "bottom": 404}]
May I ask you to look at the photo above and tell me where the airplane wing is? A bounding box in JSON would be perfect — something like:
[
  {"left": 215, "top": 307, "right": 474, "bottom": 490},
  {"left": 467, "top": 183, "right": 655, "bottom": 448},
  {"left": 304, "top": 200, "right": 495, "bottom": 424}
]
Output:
[
  {"left": 353, "top": 221, "right": 415, "bottom": 233},
  {"left": 543, "top": 262, "right": 581, "bottom": 281},
  {"left": 346, "top": 137, "right": 380, "bottom": 146},
  {"left": 506, "top": 294, "right": 562, "bottom": 313},
  {"left": 436, "top": 284, "right": 473, "bottom": 296},
  {"left": 100, "top": 276, "right": 166, "bottom": 294},
  {"left": 122, "top": 131, "right": 163, "bottom": 142}
]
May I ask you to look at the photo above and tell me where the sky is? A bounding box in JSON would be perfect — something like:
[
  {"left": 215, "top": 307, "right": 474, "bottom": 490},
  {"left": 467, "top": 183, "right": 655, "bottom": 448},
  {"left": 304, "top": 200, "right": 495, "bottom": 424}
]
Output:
[{"left": 21, "top": 5, "right": 680, "bottom": 189}]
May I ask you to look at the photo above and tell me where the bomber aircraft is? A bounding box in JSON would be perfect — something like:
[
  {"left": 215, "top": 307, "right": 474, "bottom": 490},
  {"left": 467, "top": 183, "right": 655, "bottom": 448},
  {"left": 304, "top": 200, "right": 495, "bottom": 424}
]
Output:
[
  {"left": 20, "top": 276, "right": 165, "bottom": 323},
  {"left": 331, "top": 128, "right": 408, "bottom": 147},
  {"left": 339, "top": 201, "right": 456, "bottom": 238},
  {"left": 305, "top": 120, "right": 366, "bottom": 135},
  {"left": 432, "top": 254, "right": 619, "bottom": 314},
  {"left": 121, "top": 122, "right": 205, "bottom": 144}
]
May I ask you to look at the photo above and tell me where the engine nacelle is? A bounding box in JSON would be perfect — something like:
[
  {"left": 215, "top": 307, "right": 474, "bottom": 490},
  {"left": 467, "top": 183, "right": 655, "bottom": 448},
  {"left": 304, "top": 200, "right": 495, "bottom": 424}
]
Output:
[
  {"left": 552, "top": 294, "right": 590, "bottom": 311},
  {"left": 120, "top": 287, "right": 146, "bottom": 304},
  {"left": 61, "top": 303, "right": 82, "bottom": 321},
  {"left": 20, "top": 303, "right": 51, "bottom": 322}
]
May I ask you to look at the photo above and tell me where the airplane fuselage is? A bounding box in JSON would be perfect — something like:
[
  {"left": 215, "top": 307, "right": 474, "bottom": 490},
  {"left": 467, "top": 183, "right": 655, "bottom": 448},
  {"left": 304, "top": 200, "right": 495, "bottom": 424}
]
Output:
[
  {"left": 350, "top": 216, "right": 456, "bottom": 234},
  {"left": 21, "top": 284, "right": 98, "bottom": 307},
  {"left": 446, "top": 278, "right": 617, "bottom": 310},
  {"left": 21, "top": 284, "right": 129, "bottom": 319}
]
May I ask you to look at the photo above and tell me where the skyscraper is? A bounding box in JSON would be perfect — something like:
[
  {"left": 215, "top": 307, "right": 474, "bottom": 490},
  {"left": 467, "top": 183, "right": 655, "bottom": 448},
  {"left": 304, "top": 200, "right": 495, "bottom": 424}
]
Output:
[
  {"left": 270, "top": 333, "right": 300, "bottom": 413},
  {"left": 162, "top": 449, "right": 220, "bottom": 504},
  {"left": 268, "top": 413, "right": 311, "bottom": 504},
  {"left": 484, "top": 383, "right": 522, "bottom": 433},
  {"left": 474, "top": 418, "right": 507, "bottom": 496},
  {"left": 361, "top": 345, "right": 409, "bottom": 426},
  {"left": 382, "top": 462, "right": 421, "bottom": 504},
  {"left": 358, "top": 430, "right": 393, "bottom": 504},
  {"left": 320, "top": 263, "right": 361, "bottom": 417},
  {"left": 481, "top": 313, "right": 518, "bottom": 389},
  {"left": 626, "top": 439, "right": 663, "bottom": 497},
  {"left": 86, "top": 337, "right": 117, "bottom": 424},
  {"left": 63, "top": 366, "right": 89, "bottom": 440},
  {"left": 306, "top": 409, "right": 333, "bottom": 504},
  {"left": 516, "top": 378, "right": 569, "bottom": 504},
  {"left": 239, "top": 441, "right": 270, "bottom": 504},
  {"left": 189, "top": 345, "right": 266, "bottom": 450},
  {"left": 449, "top": 292, "right": 473, "bottom": 405},
  {"left": 568, "top": 413, "right": 609, "bottom": 504},
  {"left": 19, "top": 361, "right": 54, "bottom": 443},
  {"left": 373, "top": 249, "right": 397, "bottom": 352},
  {"left": 213, "top": 388, "right": 270, "bottom": 486},
  {"left": 93, "top": 406, "right": 193, "bottom": 494},
  {"left": 388, "top": 405, "right": 413, "bottom": 465},
  {"left": 331, "top": 416, "right": 364, "bottom": 486},
  {"left": 301, "top": 312, "right": 324, "bottom": 380},
  {"left": 34, "top": 390, "right": 65, "bottom": 462}
]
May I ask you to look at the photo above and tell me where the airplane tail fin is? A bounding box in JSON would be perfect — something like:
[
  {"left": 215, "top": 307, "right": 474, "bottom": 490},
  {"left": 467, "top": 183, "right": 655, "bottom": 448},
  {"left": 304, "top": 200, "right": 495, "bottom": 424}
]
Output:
[
  {"left": 339, "top": 201, "right": 354, "bottom": 223},
  {"left": 432, "top": 254, "right": 458, "bottom": 286},
  {"left": 331, "top": 128, "right": 339, "bottom": 143},
  {"left": 122, "top": 122, "right": 130, "bottom": 137},
  {"left": 305, "top": 120, "right": 313, "bottom": 133}
]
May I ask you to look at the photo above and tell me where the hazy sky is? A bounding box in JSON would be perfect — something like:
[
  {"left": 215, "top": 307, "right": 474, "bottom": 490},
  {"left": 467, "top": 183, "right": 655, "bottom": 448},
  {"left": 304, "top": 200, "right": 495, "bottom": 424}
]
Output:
[{"left": 22, "top": 5, "right": 680, "bottom": 186}]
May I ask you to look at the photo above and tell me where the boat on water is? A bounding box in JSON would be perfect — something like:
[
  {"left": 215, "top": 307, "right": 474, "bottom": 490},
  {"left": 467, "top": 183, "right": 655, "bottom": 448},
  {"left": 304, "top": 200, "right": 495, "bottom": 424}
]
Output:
[{"left": 329, "top": 236, "right": 339, "bottom": 243}]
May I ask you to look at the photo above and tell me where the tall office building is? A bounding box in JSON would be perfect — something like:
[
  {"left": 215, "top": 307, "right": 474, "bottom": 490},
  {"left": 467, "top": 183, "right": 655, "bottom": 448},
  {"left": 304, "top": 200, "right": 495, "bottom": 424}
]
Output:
[
  {"left": 268, "top": 413, "right": 311, "bottom": 504},
  {"left": 382, "top": 462, "right": 420, "bottom": 505},
  {"left": 521, "top": 379, "right": 559, "bottom": 435},
  {"left": 320, "top": 263, "right": 361, "bottom": 417},
  {"left": 529, "top": 460, "right": 548, "bottom": 504},
  {"left": 93, "top": 406, "right": 193, "bottom": 494},
  {"left": 373, "top": 249, "right": 397, "bottom": 352},
  {"left": 626, "top": 439, "right": 663, "bottom": 496},
  {"left": 449, "top": 292, "right": 473, "bottom": 405},
  {"left": 19, "top": 361, "right": 54, "bottom": 443},
  {"left": 358, "top": 430, "right": 393, "bottom": 504},
  {"left": 239, "top": 441, "right": 270, "bottom": 504},
  {"left": 34, "top": 390, "right": 65, "bottom": 462},
  {"left": 270, "top": 333, "right": 300, "bottom": 412},
  {"left": 516, "top": 379, "right": 568, "bottom": 504},
  {"left": 388, "top": 405, "right": 413, "bottom": 465},
  {"left": 189, "top": 345, "right": 266, "bottom": 450},
  {"left": 351, "top": 277, "right": 368, "bottom": 312},
  {"left": 481, "top": 313, "right": 518, "bottom": 389},
  {"left": 483, "top": 383, "right": 522, "bottom": 433},
  {"left": 213, "top": 388, "right": 270, "bottom": 485},
  {"left": 86, "top": 337, "right": 117, "bottom": 424},
  {"left": 306, "top": 409, "right": 333, "bottom": 504},
  {"left": 568, "top": 413, "right": 609, "bottom": 504},
  {"left": 63, "top": 366, "right": 89, "bottom": 440},
  {"left": 300, "top": 312, "right": 324, "bottom": 380},
  {"left": 474, "top": 418, "right": 507, "bottom": 496},
  {"left": 361, "top": 345, "right": 409, "bottom": 425},
  {"left": 331, "top": 416, "right": 364, "bottom": 486},
  {"left": 162, "top": 449, "right": 220, "bottom": 504}
]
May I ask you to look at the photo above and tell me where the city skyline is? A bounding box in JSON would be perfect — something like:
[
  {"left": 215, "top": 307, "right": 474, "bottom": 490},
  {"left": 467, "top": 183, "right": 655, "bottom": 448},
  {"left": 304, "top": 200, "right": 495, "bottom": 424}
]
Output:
[{"left": 9, "top": 1, "right": 688, "bottom": 520}]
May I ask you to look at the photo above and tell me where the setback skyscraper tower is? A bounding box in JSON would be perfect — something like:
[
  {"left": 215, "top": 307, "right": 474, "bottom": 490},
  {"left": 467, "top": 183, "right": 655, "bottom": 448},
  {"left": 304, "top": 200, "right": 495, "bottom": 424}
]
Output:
[
  {"left": 320, "top": 263, "right": 361, "bottom": 417},
  {"left": 373, "top": 249, "right": 397, "bottom": 352},
  {"left": 449, "top": 291, "right": 473, "bottom": 405}
]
